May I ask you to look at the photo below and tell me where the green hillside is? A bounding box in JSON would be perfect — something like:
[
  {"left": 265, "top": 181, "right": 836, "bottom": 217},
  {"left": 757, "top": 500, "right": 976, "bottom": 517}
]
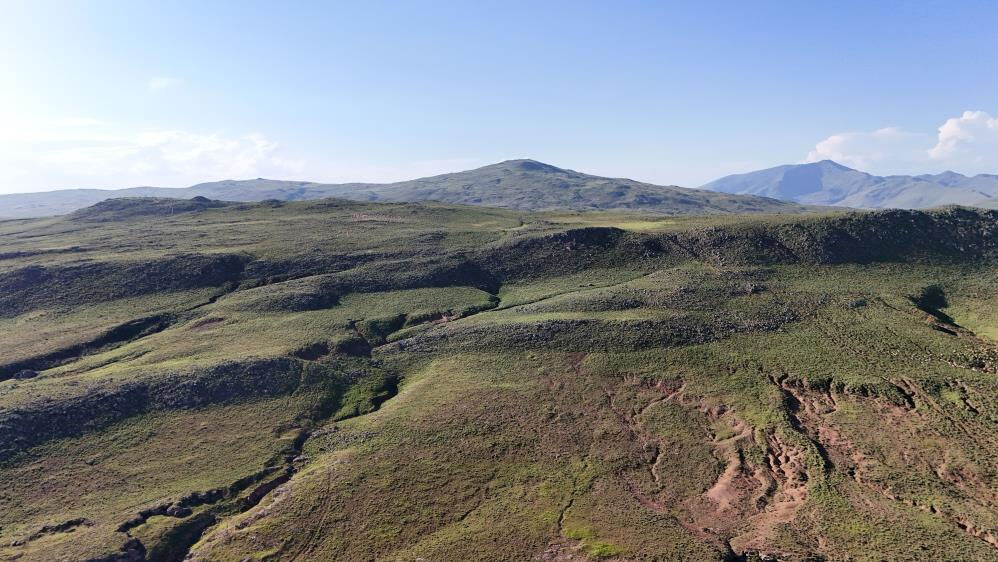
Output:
[
  {"left": 1, "top": 198, "right": 996, "bottom": 561},
  {"left": 327, "top": 159, "right": 813, "bottom": 214}
]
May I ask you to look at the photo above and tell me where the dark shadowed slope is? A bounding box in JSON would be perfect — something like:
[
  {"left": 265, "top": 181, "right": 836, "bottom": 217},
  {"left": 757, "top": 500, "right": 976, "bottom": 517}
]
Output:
[
  {"left": 0, "top": 160, "right": 810, "bottom": 218},
  {"left": 703, "top": 160, "right": 998, "bottom": 209}
]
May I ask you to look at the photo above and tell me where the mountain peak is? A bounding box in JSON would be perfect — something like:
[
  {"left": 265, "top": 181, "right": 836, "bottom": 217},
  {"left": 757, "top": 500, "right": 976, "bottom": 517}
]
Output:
[
  {"left": 704, "top": 161, "right": 998, "bottom": 209},
  {"left": 495, "top": 159, "right": 566, "bottom": 174},
  {"left": 811, "top": 159, "right": 855, "bottom": 171}
]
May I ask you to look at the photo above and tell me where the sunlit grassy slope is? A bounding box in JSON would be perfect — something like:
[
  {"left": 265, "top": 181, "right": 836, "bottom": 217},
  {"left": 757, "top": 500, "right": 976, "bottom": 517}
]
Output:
[{"left": 1, "top": 198, "right": 996, "bottom": 561}]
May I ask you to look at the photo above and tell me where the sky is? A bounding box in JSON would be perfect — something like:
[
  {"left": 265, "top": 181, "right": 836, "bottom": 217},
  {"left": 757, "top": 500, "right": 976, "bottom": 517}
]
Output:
[{"left": 1, "top": 0, "right": 997, "bottom": 194}]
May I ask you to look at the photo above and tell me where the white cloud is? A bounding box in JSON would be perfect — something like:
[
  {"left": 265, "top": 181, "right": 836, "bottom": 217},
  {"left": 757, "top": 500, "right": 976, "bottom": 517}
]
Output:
[
  {"left": 0, "top": 114, "right": 484, "bottom": 193},
  {"left": 147, "top": 76, "right": 178, "bottom": 91},
  {"left": 807, "top": 110, "right": 998, "bottom": 174},
  {"left": 806, "top": 127, "right": 930, "bottom": 171},
  {"left": 0, "top": 115, "right": 304, "bottom": 192},
  {"left": 929, "top": 110, "right": 998, "bottom": 163}
]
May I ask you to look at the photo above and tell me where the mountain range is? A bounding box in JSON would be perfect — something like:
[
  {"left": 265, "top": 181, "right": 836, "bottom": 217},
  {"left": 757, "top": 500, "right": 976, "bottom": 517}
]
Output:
[
  {"left": 0, "top": 159, "right": 807, "bottom": 219},
  {"left": 4, "top": 158, "right": 996, "bottom": 220},
  {"left": 702, "top": 160, "right": 998, "bottom": 209}
]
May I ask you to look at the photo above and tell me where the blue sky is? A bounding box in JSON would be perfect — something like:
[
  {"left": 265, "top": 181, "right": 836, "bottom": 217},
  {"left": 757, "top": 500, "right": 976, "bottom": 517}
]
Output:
[{"left": 1, "top": 0, "right": 996, "bottom": 193}]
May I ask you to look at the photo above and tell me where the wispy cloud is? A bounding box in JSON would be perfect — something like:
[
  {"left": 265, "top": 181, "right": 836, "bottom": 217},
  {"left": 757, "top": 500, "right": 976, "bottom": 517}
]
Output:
[
  {"left": 806, "top": 110, "right": 998, "bottom": 174},
  {"left": 0, "top": 115, "right": 304, "bottom": 191},
  {"left": 0, "top": 114, "right": 483, "bottom": 193},
  {"left": 147, "top": 76, "right": 178, "bottom": 91},
  {"left": 806, "top": 127, "right": 929, "bottom": 171}
]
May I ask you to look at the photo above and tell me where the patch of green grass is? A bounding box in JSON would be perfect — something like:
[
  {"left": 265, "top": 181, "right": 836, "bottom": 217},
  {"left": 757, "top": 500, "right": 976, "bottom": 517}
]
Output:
[
  {"left": 496, "top": 268, "right": 648, "bottom": 308},
  {"left": 0, "top": 398, "right": 309, "bottom": 560}
]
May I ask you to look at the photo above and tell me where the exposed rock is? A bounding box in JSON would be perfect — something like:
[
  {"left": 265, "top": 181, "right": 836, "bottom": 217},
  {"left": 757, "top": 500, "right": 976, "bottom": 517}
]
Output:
[
  {"left": 0, "top": 358, "right": 316, "bottom": 462},
  {"left": 291, "top": 341, "right": 331, "bottom": 361},
  {"left": 0, "top": 253, "right": 248, "bottom": 319},
  {"left": 86, "top": 538, "right": 146, "bottom": 562},
  {"left": 166, "top": 505, "right": 192, "bottom": 518},
  {"left": 12, "top": 517, "right": 94, "bottom": 547}
]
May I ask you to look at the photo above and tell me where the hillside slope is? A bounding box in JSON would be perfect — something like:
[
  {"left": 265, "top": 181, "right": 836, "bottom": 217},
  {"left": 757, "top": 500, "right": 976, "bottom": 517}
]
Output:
[
  {"left": 703, "top": 160, "right": 998, "bottom": 209},
  {"left": 0, "top": 160, "right": 809, "bottom": 218},
  {"left": 1, "top": 200, "right": 997, "bottom": 561}
]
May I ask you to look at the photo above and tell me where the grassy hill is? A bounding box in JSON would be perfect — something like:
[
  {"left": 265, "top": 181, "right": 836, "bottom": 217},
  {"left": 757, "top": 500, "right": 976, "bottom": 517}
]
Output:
[
  {"left": 325, "top": 159, "right": 812, "bottom": 214},
  {"left": 0, "top": 160, "right": 811, "bottom": 219},
  {"left": 1, "top": 199, "right": 996, "bottom": 561}
]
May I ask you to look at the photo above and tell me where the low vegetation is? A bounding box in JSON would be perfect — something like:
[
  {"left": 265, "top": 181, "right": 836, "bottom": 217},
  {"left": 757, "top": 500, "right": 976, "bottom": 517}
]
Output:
[{"left": 1, "top": 197, "right": 996, "bottom": 561}]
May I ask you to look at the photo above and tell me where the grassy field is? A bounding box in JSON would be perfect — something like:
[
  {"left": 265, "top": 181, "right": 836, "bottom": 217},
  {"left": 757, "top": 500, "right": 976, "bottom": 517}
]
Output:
[{"left": 1, "top": 198, "right": 996, "bottom": 561}]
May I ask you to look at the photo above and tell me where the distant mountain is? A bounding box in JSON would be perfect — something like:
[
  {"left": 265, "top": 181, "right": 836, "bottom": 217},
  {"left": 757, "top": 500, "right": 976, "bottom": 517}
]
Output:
[
  {"left": 0, "top": 160, "right": 810, "bottom": 219},
  {"left": 702, "top": 160, "right": 998, "bottom": 209}
]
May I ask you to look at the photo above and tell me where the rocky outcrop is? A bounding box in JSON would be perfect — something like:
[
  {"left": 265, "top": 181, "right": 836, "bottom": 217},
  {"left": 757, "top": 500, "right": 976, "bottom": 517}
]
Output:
[
  {"left": 666, "top": 207, "right": 998, "bottom": 266},
  {"left": 0, "top": 253, "right": 249, "bottom": 318},
  {"left": 0, "top": 315, "right": 173, "bottom": 381},
  {"left": 85, "top": 538, "right": 146, "bottom": 562},
  {"left": 473, "top": 227, "right": 639, "bottom": 281}
]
